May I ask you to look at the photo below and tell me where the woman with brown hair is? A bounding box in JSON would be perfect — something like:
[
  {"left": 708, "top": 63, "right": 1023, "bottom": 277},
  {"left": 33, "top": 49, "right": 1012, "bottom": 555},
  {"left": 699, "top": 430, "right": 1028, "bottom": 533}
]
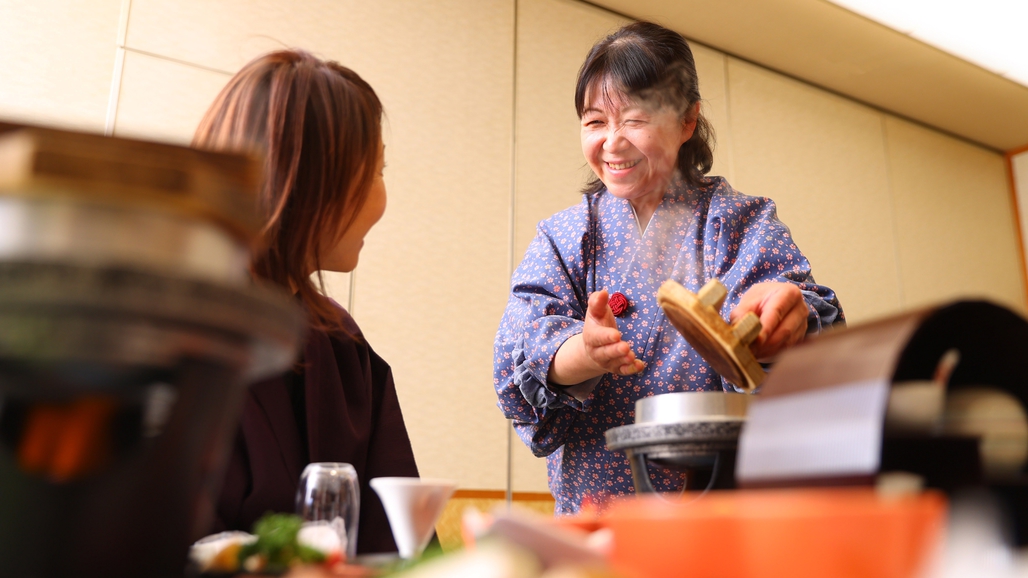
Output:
[{"left": 194, "top": 49, "right": 418, "bottom": 554}]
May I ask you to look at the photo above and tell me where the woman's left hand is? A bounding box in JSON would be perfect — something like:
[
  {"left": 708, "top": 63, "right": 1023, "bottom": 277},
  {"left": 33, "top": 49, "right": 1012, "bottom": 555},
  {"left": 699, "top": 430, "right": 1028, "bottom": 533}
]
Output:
[{"left": 729, "top": 282, "right": 808, "bottom": 362}]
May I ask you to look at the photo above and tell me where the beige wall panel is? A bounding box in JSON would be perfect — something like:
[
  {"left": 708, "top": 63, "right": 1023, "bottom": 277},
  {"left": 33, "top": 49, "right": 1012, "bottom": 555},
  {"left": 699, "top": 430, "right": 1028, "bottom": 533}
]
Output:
[
  {"left": 352, "top": 2, "right": 513, "bottom": 489},
  {"left": 113, "top": 51, "right": 230, "bottom": 144},
  {"left": 123, "top": 0, "right": 511, "bottom": 160},
  {"left": 884, "top": 117, "right": 1027, "bottom": 313},
  {"left": 512, "top": 0, "right": 627, "bottom": 261},
  {"left": 124, "top": 0, "right": 351, "bottom": 72},
  {"left": 126, "top": 1, "right": 405, "bottom": 73},
  {"left": 726, "top": 58, "right": 900, "bottom": 324},
  {"left": 0, "top": 0, "right": 121, "bottom": 131}
]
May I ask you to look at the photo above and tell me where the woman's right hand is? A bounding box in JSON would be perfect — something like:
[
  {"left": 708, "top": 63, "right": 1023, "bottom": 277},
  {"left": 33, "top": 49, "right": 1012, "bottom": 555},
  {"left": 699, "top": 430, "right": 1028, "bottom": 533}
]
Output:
[{"left": 548, "top": 290, "right": 645, "bottom": 385}]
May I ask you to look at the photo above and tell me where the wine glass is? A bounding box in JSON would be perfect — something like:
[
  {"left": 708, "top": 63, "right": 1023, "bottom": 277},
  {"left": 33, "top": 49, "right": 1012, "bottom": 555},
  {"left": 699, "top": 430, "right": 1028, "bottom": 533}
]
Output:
[{"left": 295, "top": 462, "right": 360, "bottom": 560}]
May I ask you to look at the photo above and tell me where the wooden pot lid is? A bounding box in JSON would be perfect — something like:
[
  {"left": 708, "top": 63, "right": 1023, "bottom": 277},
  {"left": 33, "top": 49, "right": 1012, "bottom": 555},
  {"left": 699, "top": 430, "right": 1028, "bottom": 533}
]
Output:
[{"left": 657, "top": 279, "right": 765, "bottom": 391}]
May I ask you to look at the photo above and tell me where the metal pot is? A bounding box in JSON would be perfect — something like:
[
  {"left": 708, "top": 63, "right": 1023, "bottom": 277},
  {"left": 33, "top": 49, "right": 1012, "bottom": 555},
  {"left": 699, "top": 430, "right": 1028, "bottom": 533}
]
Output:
[{"left": 606, "top": 391, "right": 753, "bottom": 493}]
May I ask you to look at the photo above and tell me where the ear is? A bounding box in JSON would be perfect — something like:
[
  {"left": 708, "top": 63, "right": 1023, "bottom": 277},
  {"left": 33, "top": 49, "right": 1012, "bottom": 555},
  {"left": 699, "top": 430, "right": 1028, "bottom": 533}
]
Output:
[{"left": 680, "top": 102, "right": 700, "bottom": 144}]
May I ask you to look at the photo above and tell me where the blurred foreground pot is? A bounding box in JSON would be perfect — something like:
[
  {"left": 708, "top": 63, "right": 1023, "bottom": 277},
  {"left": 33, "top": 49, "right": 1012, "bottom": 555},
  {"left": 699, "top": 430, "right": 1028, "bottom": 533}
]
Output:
[
  {"left": 0, "top": 123, "right": 305, "bottom": 577},
  {"left": 580, "top": 488, "right": 946, "bottom": 578}
]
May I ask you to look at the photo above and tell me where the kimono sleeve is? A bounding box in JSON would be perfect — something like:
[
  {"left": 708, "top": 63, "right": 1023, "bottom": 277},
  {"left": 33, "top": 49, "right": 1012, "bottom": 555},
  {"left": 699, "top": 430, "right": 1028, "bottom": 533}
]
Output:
[
  {"left": 706, "top": 192, "right": 845, "bottom": 335},
  {"left": 493, "top": 219, "right": 594, "bottom": 458}
]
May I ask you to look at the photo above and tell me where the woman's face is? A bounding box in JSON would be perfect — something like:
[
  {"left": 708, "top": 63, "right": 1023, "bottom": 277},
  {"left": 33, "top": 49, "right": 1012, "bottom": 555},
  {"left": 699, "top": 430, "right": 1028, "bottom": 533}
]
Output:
[
  {"left": 580, "top": 82, "right": 696, "bottom": 205},
  {"left": 320, "top": 141, "right": 387, "bottom": 273}
]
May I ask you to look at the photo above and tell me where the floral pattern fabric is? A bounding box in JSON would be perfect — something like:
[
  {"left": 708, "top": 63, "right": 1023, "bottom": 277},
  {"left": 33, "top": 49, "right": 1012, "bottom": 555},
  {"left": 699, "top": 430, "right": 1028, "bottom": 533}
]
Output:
[{"left": 493, "top": 177, "right": 844, "bottom": 514}]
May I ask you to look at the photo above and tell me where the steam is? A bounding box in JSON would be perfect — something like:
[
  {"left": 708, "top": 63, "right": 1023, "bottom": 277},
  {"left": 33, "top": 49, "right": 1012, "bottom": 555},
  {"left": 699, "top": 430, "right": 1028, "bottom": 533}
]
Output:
[
  {"left": 597, "top": 61, "right": 699, "bottom": 121},
  {"left": 616, "top": 176, "right": 706, "bottom": 295}
]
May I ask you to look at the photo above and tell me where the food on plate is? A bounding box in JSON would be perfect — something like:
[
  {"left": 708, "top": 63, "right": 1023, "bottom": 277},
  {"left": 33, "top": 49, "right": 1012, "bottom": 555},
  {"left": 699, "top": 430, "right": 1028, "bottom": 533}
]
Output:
[
  {"left": 190, "top": 514, "right": 339, "bottom": 574},
  {"left": 190, "top": 531, "right": 257, "bottom": 573}
]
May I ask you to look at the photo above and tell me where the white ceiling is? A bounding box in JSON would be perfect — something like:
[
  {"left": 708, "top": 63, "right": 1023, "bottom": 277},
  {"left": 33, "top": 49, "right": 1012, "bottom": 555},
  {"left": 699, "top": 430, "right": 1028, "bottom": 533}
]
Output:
[
  {"left": 585, "top": 0, "right": 1028, "bottom": 152},
  {"left": 828, "top": 0, "right": 1028, "bottom": 88}
]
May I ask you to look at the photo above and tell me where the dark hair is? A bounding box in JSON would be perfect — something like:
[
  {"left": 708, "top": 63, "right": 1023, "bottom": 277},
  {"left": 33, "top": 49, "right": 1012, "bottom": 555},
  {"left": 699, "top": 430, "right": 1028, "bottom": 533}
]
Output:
[
  {"left": 575, "top": 21, "right": 714, "bottom": 192},
  {"left": 193, "top": 49, "right": 382, "bottom": 333}
]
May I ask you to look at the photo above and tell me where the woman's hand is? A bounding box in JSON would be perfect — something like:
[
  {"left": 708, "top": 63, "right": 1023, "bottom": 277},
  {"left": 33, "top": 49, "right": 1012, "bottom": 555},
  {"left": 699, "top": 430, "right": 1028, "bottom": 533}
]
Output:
[
  {"left": 548, "top": 290, "right": 645, "bottom": 385},
  {"left": 730, "top": 282, "right": 808, "bottom": 362},
  {"left": 582, "top": 290, "right": 646, "bottom": 376}
]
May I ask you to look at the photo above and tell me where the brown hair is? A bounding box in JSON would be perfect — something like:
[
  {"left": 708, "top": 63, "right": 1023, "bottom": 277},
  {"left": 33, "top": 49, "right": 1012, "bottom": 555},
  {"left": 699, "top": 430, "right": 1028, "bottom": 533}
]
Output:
[
  {"left": 575, "top": 21, "right": 715, "bottom": 192},
  {"left": 194, "top": 49, "right": 382, "bottom": 333}
]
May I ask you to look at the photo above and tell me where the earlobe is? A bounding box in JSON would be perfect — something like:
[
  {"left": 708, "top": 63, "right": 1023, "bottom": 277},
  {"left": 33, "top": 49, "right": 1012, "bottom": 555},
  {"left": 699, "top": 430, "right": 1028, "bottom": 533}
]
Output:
[
  {"left": 681, "top": 121, "right": 696, "bottom": 144},
  {"left": 681, "top": 102, "right": 700, "bottom": 143}
]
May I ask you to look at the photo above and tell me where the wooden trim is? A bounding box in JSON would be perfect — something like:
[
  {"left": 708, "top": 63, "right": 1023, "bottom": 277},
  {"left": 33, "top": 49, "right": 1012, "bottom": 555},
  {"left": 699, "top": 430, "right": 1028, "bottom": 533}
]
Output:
[
  {"left": 1007, "top": 143, "right": 1028, "bottom": 157},
  {"left": 452, "top": 489, "right": 554, "bottom": 501},
  {"left": 1006, "top": 150, "right": 1028, "bottom": 306}
]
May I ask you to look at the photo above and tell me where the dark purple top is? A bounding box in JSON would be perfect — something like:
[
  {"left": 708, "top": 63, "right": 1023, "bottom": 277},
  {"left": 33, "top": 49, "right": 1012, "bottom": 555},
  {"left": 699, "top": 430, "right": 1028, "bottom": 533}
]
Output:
[{"left": 213, "top": 308, "right": 419, "bottom": 554}]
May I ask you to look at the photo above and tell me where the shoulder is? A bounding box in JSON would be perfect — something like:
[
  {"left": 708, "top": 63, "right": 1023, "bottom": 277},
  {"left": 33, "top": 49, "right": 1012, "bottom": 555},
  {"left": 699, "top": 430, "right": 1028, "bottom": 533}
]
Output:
[
  {"left": 705, "top": 176, "right": 769, "bottom": 206},
  {"left": 536, "top": 194, "right": 594, "bottom": 235},
  {"left": 704, "top": 177, "right": 779, "bottom": 219},
  {"left": 315, "top": 298, "right": 362, "bottom": 339},
  {"left": 302, "top": 300, "right": 366, "bottom": 357},
  {"left": 334, "top": 302, "right": 362, "bottom": 338},
  {"left": 524, "top": 195, "right": 599, "bottom": 259},
  {"left": 305, "top": 304, "right": 394, "bottom": 381}
]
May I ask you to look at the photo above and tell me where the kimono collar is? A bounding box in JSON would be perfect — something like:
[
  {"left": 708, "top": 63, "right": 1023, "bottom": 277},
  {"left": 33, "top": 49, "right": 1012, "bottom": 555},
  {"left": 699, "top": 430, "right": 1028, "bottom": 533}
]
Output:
[{"left": 625, "top": 174, "right": 692, "bottom": 236}]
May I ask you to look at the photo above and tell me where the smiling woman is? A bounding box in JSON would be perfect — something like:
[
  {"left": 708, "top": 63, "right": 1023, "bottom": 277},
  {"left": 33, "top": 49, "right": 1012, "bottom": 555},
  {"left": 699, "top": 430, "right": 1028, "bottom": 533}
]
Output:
[
  {"left": 575, "top": 22, "right": 714, "bottom": 230},
  {"left": 493, "top": 21, "right": 846, "bottom": 515},
  {"left": 579, "top": 91, "right": 694, "bottom": 229}
]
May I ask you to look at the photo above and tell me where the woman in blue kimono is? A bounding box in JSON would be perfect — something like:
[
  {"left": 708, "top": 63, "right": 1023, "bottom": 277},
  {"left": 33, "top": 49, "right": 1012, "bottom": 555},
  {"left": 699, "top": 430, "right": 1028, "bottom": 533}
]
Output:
[{"left": 493, "top": 21, "right": 845, "bottom": 514}]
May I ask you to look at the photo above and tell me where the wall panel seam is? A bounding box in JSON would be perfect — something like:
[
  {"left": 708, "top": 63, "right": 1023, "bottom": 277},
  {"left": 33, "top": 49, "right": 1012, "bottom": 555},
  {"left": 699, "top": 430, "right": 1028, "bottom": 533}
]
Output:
[
  {"left": 348, "top": 270, "right": 357, "bottom": 314},
  {"left": 506, "top": 0, "right": 520, "bottom": 509},
  {"left": 721, "top": 53, "right": 735, "bottom": 184},
  {"left": 104, "top": 0, "right": 132, "bottom": 136},
  {"left": 119, "top": 47, "right": 235, "bottom": 76}
]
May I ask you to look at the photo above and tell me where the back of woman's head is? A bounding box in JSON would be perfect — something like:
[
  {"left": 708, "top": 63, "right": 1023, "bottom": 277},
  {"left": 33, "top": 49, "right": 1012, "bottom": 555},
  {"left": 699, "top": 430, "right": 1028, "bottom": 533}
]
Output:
[
  {"left": 575, "top": 21, "right": 714, "bottom": 190},
  {"left": 194, "top": 49, "right": 382, "bottom": 333}
]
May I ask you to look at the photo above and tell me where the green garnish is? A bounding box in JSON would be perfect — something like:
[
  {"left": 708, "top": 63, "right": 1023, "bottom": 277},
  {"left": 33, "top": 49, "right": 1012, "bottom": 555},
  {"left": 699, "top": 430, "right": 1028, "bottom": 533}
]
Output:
[{"left": 238, "top": 513, "right": 326, "bottom": 573}]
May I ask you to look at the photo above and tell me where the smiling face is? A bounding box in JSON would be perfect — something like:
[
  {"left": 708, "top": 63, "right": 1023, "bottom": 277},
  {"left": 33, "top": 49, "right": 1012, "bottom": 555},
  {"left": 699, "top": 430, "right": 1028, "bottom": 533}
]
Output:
[
  {"left": 320, "top": 141, "right": 387, "bottom": 273},
  {"left": 580, "top": 81, "right": 696, "bottom": 207}
]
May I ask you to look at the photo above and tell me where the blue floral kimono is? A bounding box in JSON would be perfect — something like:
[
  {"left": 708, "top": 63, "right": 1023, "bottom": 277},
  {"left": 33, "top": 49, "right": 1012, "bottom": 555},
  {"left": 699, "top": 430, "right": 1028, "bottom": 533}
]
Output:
[{"left": 493, "top": 176, "right": 844, "bottom": 514}]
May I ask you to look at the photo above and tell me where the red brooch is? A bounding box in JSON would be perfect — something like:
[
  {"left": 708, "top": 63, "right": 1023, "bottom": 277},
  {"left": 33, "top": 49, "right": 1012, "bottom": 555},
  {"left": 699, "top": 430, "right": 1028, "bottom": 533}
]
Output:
[{"left": 609, "top": 291, "right": 629, "bottom": 316}]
